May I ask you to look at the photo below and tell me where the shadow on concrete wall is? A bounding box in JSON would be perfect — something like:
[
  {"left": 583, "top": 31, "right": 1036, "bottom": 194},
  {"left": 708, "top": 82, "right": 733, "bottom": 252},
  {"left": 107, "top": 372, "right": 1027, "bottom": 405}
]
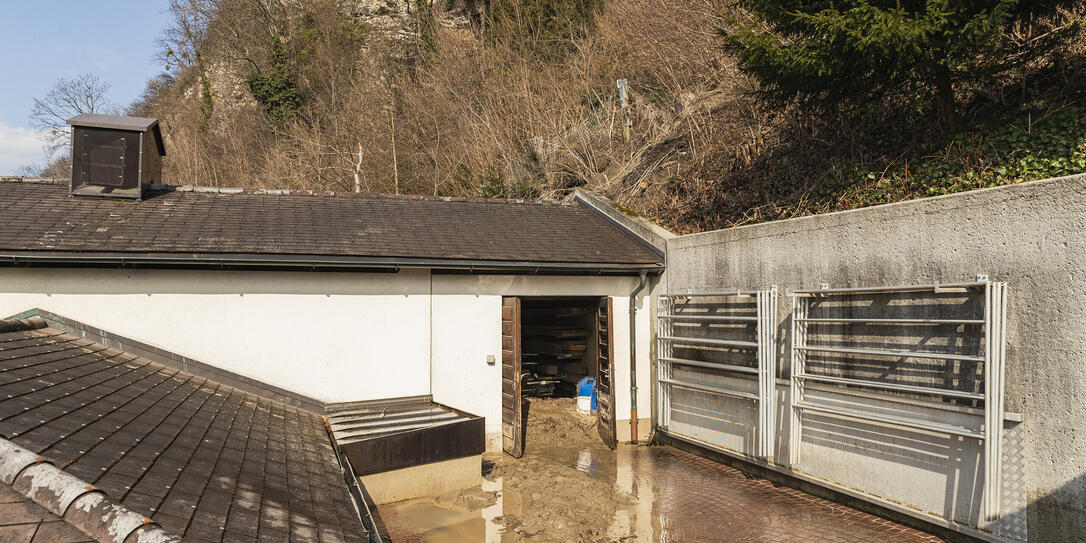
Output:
[{"left": 800, "top": 412, "right": 983, "bottom": 523}]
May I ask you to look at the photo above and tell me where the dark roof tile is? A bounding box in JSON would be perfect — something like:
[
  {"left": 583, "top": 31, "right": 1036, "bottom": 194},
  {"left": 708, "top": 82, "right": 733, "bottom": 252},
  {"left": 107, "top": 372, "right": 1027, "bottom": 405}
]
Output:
[{"left": 0, "top": 483, "right": 96, "bottom": 543}]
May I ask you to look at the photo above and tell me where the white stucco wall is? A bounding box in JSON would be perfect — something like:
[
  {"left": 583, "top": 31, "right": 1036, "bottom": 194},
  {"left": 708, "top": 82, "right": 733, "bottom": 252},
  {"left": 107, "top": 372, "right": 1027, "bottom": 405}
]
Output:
[
  {"left": 0, "top": 267, "right": 433, "bottom": 403},
  {"left": 426, "top": 274, "right": 653, "bottom": 438},
  {"left": 0, "top": 267, "right": 654, "bottom": 445}
]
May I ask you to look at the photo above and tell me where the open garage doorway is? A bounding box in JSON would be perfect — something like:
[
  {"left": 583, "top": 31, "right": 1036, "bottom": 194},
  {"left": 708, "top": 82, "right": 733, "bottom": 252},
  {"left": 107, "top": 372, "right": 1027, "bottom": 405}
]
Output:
[{"left": 501, "top": 296, "right": 615, "bottom": 457}]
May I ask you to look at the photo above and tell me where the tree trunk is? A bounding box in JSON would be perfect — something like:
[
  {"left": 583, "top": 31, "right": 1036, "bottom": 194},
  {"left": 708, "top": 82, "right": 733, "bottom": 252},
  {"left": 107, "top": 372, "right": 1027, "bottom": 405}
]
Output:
[{"left": 935, "top": 63, "right": 956, "bottom": 132}]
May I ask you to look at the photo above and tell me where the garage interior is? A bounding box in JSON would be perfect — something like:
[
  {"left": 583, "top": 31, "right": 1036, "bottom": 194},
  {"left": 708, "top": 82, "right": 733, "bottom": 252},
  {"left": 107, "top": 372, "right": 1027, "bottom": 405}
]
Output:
[{"left": 519, "top": 297, "right": 601, "bottom": 399}]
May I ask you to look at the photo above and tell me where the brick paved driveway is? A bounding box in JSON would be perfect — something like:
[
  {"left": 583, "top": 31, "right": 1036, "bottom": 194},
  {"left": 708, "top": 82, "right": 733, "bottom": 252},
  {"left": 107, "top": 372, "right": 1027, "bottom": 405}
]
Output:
[{"left": 636, "top": 446, "right": 944, "bottom": 543}]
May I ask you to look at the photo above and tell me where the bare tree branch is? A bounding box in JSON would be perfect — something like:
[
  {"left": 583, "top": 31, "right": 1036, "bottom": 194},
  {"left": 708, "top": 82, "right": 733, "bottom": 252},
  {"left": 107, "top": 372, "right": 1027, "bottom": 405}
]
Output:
[{"left": 28, "top": 73, "right": 118, "bottom": 157}]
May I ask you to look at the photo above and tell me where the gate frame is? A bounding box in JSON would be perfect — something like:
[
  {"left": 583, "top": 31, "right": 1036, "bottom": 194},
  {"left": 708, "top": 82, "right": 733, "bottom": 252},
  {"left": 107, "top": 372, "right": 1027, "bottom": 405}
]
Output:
[
  {"left": 655, "top": 287, "right": 778, "bottom": 460},
  {"left": 788, "top": 277, "right": 1007, "bottom": 523}
]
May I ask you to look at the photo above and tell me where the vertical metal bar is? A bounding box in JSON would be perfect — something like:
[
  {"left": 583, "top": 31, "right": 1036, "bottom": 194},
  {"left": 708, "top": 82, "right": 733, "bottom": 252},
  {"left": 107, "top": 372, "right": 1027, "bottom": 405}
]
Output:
[
  {"left": 987, "top": 282, "right": 1007, "bottom": 521},
  {"left": 789, "top": 294, "right": 805, "bottom": 467},
  {"left": 767, "top": 286, "right": 777, "bottom": 461},
  {"left": 982, "top": 281, "right": 997, "bottom": 523},
  {"left": 663, "top": 297, "right": 670, "bottom": 429},
  {"left": 654, "top": 297, "right": 659, "bottom": 429},
  {"left": 756, "top": 288, "right": 777, "bottom": 460},
  {"left": 997, "top": 284, "right": 1008, "bottom": 511},
  {"left": 658, "top": 296, "right": 672, "bottom": 429},
  {"left": 755, "top": 291, "right": 761, "bottom": 457},
  {"left": 658, "top": 296, "right": 665, "bottom": 429},
  {"left": 664, "top": 297, "right": 673, "bottom": 427},
  {"left": 764, "top": 291, "right": 771, "bottom": 458},
  {"left": 756, "top": 291, "right": 766, "bottom": 458},
  {"left": 665, "top": 296, "right": 673, "bottom": 428},
  {"left": 654, "top": 297, "right": 662, "bottom": 433}
]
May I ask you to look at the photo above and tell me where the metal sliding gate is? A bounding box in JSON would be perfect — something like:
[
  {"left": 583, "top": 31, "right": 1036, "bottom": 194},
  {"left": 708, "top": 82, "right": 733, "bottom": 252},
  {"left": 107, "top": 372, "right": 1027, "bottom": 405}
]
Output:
[
  {"left": 656, "top": 288, "right": 778, "bottom": 459},
  {"left": 789, "top": 278, "right": 1008, "bottom": 522}
]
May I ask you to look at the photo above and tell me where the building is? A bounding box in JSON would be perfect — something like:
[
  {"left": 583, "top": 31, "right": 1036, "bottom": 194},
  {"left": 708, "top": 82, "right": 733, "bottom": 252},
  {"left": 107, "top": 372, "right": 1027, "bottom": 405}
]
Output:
[
  {"left": 2, "top": 166, "right": 1083, "bottom": 543},
  {"left": 0, "top": 177, "right": 665, "bottom": 452}
]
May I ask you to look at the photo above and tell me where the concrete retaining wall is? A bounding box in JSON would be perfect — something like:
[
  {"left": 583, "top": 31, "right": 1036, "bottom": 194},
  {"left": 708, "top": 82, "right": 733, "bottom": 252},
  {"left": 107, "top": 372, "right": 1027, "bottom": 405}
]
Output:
[{"left": 661, "top": 174, "right": 1086, "bottom": 542}]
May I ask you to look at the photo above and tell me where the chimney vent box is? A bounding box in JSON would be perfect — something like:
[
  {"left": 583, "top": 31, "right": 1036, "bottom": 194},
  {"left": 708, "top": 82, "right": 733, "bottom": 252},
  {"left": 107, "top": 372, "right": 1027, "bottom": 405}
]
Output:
[{"left": 66, "top": 114, "right": 166, "bottom": 200}]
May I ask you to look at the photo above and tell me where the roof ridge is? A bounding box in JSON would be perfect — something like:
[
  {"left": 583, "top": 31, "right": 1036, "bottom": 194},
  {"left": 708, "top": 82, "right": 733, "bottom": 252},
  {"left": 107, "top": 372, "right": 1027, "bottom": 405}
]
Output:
[
  {"left": 0, "top": 176, "right": 570, "bottom": 205},
  {"left": 144, "top": 183, "right": 568, "bottom": 205},
  {"left": 0, "top": 317, "right": 48, "bottom": 333},
  {"left": 0, "top": 437, "right": 182, "bottom": 542},
  {"left": 0, "top": 176, "right": 66, "bottom": 186}
]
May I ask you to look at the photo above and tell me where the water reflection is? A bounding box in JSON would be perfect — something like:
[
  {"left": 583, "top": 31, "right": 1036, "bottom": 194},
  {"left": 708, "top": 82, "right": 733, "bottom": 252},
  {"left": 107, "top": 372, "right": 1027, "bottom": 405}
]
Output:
[
  {"left": 378, "top": 444, "right": 664, "bottom": 543},
  {"left": 481, "top": 477, "right": 504, "bottom": 542},
  {"left": 573, "top": 448, "right": 600, "bottom": 477},
  {"left": 376, "top": 442, "right": 934, "bottom": 543}
]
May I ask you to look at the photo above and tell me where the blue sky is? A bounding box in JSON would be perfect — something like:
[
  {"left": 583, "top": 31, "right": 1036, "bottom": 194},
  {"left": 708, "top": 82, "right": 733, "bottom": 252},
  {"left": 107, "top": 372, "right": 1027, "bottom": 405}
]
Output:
[{"left": 0, "top": 1, "right": 172, "bottom": 172}]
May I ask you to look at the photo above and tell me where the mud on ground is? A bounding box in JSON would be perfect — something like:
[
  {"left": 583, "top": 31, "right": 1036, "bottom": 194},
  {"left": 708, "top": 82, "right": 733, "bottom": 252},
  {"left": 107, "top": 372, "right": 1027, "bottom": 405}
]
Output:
[
  {"left": 522, "top": 396, "right": 600, "bottom": 449},
  {"left": 378, "top": 397, "right": 636, "bottom": 543},
  {"left": 484, "top": 398, "right": 633, "bottom": 542}
]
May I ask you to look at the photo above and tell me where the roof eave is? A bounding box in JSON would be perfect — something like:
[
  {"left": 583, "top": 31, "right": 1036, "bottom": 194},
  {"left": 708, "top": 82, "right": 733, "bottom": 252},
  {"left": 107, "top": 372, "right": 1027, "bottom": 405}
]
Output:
[{"left": 0, "top": 251, "right": 664, "bottom": 275}]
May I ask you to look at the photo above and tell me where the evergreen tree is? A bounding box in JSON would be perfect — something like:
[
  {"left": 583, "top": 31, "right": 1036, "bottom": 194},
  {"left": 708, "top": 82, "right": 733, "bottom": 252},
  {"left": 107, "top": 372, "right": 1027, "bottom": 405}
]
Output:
[
  {"left": 248, "top": 39, "right": 303, "bottom": 124},
  {"left": 722, "top": 1, "right": 1078, "bottom": 129}
]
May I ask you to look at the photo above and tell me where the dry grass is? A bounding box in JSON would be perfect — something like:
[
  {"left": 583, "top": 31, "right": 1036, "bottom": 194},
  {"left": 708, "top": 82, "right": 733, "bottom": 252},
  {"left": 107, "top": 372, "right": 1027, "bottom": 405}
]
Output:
[
  {"left": 139, "top": 0, "right": 1085, "bottom": 233},
  {"left": 144, "top": 0, "right": 750, "bottom": 200}
]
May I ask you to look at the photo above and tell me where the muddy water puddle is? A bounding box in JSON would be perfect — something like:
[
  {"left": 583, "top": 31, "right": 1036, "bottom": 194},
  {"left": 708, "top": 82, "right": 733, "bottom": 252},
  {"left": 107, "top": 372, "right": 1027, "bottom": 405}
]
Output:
[
  {"left": 378, "top": 444, "right": 668, "bottom": 543},
  {"left": 375, "top": 400, "right": 944, "bottom": 542}
]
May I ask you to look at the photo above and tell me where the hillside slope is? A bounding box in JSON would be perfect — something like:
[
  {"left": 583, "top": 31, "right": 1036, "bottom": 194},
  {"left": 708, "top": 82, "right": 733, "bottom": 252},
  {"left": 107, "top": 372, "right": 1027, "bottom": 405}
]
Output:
[{"left": 135, "top": 0, "right": 1086, "bottom": 233}]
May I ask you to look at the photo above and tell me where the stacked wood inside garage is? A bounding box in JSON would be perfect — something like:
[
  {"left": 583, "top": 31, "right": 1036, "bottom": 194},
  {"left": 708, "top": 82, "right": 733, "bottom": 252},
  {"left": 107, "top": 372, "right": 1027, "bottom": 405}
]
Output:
[{"left": 521, "top": 301, "right": 599, "bottom": 397}]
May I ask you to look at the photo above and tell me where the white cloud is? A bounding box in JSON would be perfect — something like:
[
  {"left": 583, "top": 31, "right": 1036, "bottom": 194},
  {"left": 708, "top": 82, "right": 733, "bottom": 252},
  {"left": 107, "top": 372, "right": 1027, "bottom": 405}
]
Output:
[{"left": 0, "top": 122, "right": 49, "bottom": 174}]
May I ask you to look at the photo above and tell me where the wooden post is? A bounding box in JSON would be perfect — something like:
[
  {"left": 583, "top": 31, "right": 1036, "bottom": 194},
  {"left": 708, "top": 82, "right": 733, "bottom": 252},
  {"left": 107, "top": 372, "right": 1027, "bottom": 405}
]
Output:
[
  {"left": 353, "top": 142, "right": 363, "bottom": 193},
  {"left": 617, "top": 79, "right": 631, "bottom": 142},
  {"left": 388, "top": 108, "right": 399, "bottom": 195}
]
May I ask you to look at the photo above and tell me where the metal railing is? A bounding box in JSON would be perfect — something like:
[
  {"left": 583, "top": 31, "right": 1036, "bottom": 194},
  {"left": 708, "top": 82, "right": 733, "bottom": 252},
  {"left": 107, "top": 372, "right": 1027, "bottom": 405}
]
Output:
[
  {"left": 656, "top": 287, "right": 778, "bottom": 460},
  {"left": 788, "top": 277, "right": 1007, "bottom": 523}
]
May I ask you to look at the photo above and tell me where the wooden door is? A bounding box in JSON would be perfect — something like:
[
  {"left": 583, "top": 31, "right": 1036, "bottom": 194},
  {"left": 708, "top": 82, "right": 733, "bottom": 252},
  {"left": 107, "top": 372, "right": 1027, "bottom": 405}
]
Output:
[
  {"left": 501, "top": 297, "right": 525, "bottom": 457},
  {"left": 596, "top": 297, "right": 617, "bottom": 449}
]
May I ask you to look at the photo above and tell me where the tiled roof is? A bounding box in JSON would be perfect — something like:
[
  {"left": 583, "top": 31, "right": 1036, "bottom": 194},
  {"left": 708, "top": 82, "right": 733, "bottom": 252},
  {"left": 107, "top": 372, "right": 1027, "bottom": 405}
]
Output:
[
  {"left": 0, "top": 179, "right": 663, "bottom": 268},
  {"left": 0, "top": 435, "right": 182, "bottom": 543},
  {"left": 0, "top": 318, "right": 367, "bottom": 543},
  {"left": 0, "top": 482, "right": 94, "bottom": 543}
]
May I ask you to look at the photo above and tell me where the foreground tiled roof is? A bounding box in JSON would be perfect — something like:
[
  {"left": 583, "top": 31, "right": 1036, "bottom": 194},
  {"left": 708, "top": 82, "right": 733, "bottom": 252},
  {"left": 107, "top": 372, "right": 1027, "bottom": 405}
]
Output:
[
  {"left": 0, "top": 318, "right": 367, "bottom": 543},
  {"left": 0, "top": 482, "right": 93, "bottom": 543},
  {"left": 0, "top": 179, "right": 662, "bottom": 268}
]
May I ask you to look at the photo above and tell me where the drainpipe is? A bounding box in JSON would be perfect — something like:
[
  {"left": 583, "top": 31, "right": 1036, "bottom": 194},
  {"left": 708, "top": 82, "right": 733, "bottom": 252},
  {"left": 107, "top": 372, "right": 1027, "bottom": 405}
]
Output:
[{"left": 628, "top": 270, "right": 648, "bottom": 444}]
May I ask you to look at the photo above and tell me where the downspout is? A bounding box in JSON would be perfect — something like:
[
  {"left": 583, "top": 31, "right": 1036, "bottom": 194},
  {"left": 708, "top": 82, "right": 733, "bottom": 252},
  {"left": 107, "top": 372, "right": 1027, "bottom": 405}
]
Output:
[{"left": 628, "top": 270, "right": 648, "bottom": 444}]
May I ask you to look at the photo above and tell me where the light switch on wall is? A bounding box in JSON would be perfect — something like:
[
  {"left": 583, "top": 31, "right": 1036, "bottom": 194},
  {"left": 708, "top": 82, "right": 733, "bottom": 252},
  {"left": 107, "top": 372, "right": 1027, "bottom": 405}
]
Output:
[{"left": 486, "top": 354, "right": 496, "bottom": 365}]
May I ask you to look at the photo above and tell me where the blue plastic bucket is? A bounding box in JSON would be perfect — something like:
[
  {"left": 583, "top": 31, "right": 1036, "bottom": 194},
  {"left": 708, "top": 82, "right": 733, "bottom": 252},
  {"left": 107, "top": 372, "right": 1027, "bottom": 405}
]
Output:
[{"left": 577, "top": 377, "right": 597, "bottom": 412}]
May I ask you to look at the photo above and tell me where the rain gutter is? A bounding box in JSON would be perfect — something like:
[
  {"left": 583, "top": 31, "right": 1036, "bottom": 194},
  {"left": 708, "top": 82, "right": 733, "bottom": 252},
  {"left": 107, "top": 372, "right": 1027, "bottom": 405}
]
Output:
[{"left": 0, "top": 251, "right": 664, "bottom": 276}]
